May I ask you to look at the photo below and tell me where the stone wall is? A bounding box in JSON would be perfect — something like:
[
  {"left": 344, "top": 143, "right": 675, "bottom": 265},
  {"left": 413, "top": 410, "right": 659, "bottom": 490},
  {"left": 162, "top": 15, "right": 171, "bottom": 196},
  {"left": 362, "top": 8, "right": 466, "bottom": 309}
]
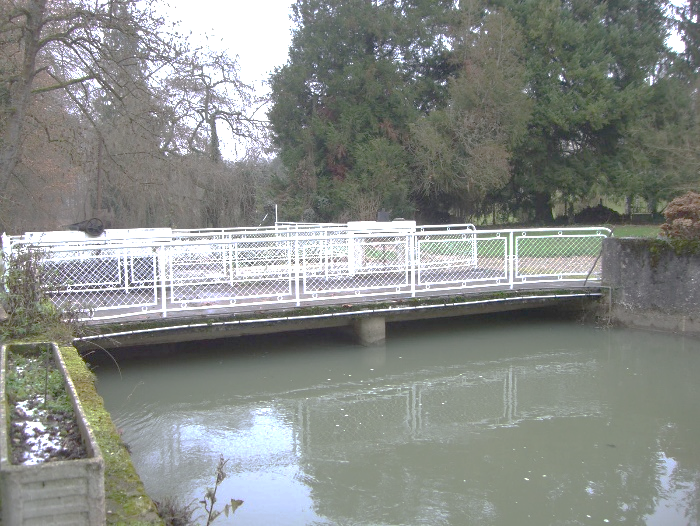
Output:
[{"left": 602, "top": 237, "right": 700, "bottom": 334}]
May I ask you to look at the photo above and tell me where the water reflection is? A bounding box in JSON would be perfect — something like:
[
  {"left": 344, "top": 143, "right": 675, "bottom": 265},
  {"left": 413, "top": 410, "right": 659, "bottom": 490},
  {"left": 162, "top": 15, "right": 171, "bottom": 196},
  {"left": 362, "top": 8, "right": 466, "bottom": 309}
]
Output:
[{"left": 95, "top": 315, "right": 700, "bottom": 525}]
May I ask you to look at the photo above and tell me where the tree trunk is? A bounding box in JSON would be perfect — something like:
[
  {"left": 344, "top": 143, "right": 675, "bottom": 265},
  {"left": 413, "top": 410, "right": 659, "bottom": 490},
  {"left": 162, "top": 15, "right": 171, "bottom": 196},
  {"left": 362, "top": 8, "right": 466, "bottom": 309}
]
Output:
[
  {"left": 647, "top": 198, "right": 657, "bottom": 214},
  {"left": 208, "top": 114, "right": 222, "bottom": 163},
  {"left": 0, "top": 0, "right": 47, "bottom": 196},
  {"left": 624, "top": 196, "right": 632, "bottom": 217},
  {"left": 533, "top": 191, "right": 553, "bottom": 224}
]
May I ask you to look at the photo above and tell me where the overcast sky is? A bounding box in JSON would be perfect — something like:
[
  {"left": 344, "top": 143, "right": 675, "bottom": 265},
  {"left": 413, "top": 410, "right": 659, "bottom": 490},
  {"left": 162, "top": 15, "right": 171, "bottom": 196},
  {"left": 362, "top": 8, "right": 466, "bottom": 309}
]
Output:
[
  {"left": 163, "top": 0, "right": 295, "bottom": 88},
  {"left": 158, "top": 1, "right": 295, "bottom": 157}
]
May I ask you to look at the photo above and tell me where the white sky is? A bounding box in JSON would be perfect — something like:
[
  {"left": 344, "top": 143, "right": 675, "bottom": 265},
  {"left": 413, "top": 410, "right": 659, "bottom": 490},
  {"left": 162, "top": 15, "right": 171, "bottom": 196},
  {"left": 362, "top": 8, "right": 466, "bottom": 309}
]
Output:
[
  {"left": 163, "top": 0, "right": 295, "bottom": 88},
  {"left": 159, "top": 0, "right": 295, "bottom": 158}
]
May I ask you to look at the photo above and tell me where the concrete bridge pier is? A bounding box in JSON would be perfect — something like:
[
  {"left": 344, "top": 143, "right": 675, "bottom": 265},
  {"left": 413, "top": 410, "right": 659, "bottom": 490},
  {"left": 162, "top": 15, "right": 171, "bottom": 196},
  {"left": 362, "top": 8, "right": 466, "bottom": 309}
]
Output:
[{"left": 353, "top": 316, "right": 386, "bottom": 346}]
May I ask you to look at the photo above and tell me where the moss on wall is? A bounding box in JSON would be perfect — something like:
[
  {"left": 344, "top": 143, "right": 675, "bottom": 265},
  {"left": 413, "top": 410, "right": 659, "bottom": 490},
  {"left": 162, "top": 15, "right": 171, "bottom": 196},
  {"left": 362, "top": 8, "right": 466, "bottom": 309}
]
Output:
[
  {"left": 642, "top": 239, "right": 700, "bottom": 268},
  {"left": 59, "top": 346, "right": 163, "bottom": 526}
]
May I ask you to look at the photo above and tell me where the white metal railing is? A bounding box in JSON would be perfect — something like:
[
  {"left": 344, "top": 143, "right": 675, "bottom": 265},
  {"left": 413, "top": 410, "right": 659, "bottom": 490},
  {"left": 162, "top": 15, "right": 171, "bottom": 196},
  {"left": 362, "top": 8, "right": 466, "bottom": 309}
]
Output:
[{"left": 1, "top": 225, "right": 610, "bottom": 321}]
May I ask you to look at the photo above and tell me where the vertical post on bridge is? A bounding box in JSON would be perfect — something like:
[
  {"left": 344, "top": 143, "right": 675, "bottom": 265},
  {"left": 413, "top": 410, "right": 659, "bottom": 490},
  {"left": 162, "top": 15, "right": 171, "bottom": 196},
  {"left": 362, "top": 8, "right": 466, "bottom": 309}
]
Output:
[
  {"left": 509, "top": 231, "right": 514, "bottom": 289},
  {"left": 294, "top": 234, "right": 301, "bottom": 307},
  {"left": 409, "top": 231, "right": 416, "bottom": 297},
  {"left": 122, "top": 247, "right": 129, "bottom": 294},
  {"left": 158, "top": 245, "right": 167, "bottom": 317}
]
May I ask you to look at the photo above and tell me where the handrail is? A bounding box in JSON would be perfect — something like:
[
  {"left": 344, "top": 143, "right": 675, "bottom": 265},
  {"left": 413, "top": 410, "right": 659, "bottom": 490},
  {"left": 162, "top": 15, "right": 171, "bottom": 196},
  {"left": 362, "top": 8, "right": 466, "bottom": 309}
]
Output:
[{"left": 3, "top": 225, "right": 611, "bottom": 321}]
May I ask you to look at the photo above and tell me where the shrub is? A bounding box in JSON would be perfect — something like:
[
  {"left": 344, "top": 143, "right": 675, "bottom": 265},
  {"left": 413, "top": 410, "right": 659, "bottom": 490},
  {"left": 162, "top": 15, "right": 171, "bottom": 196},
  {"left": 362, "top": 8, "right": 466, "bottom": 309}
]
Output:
[
  {"left": 154, "top": 497, "right": 197, "bottom": 526},
  {"left": 660, "top": 191, "right": 700, "bottom": 240},
  {"left": 574, "top": 204, "right": 625, "bottom": 224},
  {"left": 0, "top": 245, "right": 80, "bottom": 342}
]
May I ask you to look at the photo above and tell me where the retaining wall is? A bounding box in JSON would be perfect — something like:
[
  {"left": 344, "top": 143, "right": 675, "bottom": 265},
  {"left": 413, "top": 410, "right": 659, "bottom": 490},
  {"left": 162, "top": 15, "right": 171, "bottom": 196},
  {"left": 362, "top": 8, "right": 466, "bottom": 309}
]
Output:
[{"left": 602, "top": 237, "right": 700, "bottom": 335}]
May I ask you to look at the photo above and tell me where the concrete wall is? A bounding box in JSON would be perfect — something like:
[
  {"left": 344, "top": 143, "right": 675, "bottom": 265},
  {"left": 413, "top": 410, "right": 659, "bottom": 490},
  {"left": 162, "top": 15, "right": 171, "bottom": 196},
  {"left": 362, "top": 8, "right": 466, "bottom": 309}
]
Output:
[
  {"left": 0, "top": 343, "right": 105, "bottom": 526},
  {"left": 602, "top": 237, "right": 700, "bottom": 334}
]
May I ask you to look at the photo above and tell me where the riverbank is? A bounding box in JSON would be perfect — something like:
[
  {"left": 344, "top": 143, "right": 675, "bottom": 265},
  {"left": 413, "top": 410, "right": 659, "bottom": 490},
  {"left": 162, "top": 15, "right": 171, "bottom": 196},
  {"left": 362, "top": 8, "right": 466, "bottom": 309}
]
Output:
[{"left": 59, "top": 345, "right": 163, "bottom": 526}]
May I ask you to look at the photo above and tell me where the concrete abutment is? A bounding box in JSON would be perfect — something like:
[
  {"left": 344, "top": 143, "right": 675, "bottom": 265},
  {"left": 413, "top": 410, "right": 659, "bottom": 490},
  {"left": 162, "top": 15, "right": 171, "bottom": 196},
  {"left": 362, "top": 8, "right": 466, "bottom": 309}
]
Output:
[{"left": 602, "top": 237, "right": 700, "bottom": 336}]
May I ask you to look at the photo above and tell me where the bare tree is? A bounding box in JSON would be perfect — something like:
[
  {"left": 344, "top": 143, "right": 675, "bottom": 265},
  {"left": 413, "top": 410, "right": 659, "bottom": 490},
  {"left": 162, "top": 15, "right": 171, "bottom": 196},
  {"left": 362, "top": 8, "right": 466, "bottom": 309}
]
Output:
[
  {"left": 160, "top": 50, "right": 268, "bottom": 162},
  {"left": 0, "top": 0, "right": 182, "bottom": 230},
  {"left": 0, "top": 0, "right": 271, "bottom": 232}
]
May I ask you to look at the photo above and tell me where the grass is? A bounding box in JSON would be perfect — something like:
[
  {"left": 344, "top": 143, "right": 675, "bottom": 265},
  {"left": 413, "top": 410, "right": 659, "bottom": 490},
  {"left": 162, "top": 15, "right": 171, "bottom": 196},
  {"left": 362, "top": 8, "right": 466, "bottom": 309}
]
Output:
[
  {"left": 419, "top": 232, "right": 606, "bottom": 259},
  {"left": 424, "top": 225, "right": 660, "bottom": 258},
  {"left": 6, "top": 345, "right": 73, "bottom": 415},
  {"left": 606, "top": 224, "right": 660, "bottom": 238}
]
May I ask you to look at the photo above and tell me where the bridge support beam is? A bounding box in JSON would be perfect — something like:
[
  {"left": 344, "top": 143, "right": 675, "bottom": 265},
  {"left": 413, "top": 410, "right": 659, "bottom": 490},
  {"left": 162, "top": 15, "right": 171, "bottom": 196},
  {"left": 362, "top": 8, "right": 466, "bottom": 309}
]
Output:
[{"left": 352, "top": 316, "right": 386, "bottom": 346}]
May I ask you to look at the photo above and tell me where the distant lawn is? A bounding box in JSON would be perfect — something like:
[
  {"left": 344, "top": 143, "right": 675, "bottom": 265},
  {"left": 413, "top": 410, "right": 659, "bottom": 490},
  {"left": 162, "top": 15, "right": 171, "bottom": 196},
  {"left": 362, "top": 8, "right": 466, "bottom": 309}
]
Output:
[{"left": 606, "top": 224, "right": 660, "bottom": 238}]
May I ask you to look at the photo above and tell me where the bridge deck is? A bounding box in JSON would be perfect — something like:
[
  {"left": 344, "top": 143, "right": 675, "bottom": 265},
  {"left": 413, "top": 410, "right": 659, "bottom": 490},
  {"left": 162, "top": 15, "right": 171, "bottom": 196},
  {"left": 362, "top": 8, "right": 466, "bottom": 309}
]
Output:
[
  {"left": 74, "top": 283, "right": 605, "bottom": 350},
  {"left": 83, "top": 280, "right": 601, "bottom": 323}
]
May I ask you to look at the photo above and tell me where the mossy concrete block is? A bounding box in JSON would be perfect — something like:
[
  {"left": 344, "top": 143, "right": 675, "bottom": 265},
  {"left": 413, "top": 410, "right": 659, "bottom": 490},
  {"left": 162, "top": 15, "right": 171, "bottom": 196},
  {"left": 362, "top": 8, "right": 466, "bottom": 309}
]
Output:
[
  {"left": 602, "top": 238, "right": 700, "bottom": 334},
  {"left": 0, "top": 342, "right": 106, "bottom": 526},
  {"left": 602, "top": 237, "right": 700, "bottom": 314}
]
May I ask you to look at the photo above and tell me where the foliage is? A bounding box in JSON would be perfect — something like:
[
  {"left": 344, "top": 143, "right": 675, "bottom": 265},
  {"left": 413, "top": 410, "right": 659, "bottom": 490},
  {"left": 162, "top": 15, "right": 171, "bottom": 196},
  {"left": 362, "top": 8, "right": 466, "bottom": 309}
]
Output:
[
  {"left": 0, "top": 0, "right": 268, "bottom": 233},
  {"left": 6, "top": 345, "right": 72, "bottom": 415},
  {"left": 574, "top": 204, "right": 625, "bottom": 225},
  {"left": 155, "top": 454, "right": 243, "bottom": 526},
  {"left": 676, "top": 0, "right": 700, "bottom": 73},
  {"left": 270, "top": 0, "right": 684, "bottom": 225},
  {"left": 505, "top": 0, "right": 670, "bottom": 222},
  {"left": 201, "top": 455, "right": 243, "bottom": 525},
  {"left": 269, "top": 0, "right": 455, "bottom": 222},
  {"left": 660, "top": 191, "right": 700, "bottom": 240},
  {"left": 614, "top": 66, "right": 700, "bottom": 211},
  {"left": 0, "top": 0, "right": 695, "bottom": 230},
  {"left": 155, "top": 497, "right": 198, "bottom": 526},
  {"left": 0, "top": 245, "right": 78, "bottom": 342},
  {"left": 410, "top": 1, "right": 531, "bottom": 220}
]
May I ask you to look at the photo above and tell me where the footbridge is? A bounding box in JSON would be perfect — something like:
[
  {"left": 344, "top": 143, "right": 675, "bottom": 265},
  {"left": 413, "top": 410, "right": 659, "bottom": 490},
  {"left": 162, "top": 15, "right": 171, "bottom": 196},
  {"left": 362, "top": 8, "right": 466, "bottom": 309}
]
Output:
[{"left": 2, "top": 222, "right": 611, "bottom": 348}]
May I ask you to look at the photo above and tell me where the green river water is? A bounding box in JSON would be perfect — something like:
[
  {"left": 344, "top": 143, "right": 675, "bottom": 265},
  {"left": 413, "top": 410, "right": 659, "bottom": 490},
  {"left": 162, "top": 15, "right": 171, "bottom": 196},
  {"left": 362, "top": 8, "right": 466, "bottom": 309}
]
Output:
[{"left": 94, "top": 313, "right": 700, "bottom": 525}]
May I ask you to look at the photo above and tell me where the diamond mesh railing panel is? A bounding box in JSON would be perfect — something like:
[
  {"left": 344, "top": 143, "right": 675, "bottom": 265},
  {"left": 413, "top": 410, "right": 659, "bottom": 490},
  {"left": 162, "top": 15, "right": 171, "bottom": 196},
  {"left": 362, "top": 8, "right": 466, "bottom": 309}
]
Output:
[
  {"left": 298, "top": 237, "right": 350, "bottom": 279},
  {"left": 43, "top": 246, "right": 159, "bottom": 312},
  {"left": 128, "top": 249, "right": 159, "bottom": 286},
  {"left": 231, "top": 239, "right": 293, "bottom": 279},
  {"left": 170, "top": 240, "right": 294, "bottom": 303},
  {"left": 515, "top": 233, "right": 605, "bottom": 281},
  {"left": 416, "top": 234, "right": 508, "bottom": 288},
  {"left": 302, "top": 234, "right": 410, "bottom": 294}
]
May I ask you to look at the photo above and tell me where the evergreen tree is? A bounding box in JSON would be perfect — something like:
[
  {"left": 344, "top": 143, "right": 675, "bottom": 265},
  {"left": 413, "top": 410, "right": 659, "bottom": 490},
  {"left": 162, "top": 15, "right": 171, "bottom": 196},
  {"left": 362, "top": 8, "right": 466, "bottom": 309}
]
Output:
[
  {"left": 410, "top": 2, "right": 531, "bottom": 221},
  {"left": 503, "top": 0, "right": 670, "bottom": 221},
  {"left": 268, "top": 0, "right": 455, "bottom": 221}
]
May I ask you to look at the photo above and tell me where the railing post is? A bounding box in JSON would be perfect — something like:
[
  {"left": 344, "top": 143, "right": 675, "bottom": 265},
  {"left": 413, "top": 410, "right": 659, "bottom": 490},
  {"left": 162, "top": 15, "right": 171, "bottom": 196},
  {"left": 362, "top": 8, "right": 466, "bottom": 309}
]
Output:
[
  {"left": 471, "top": 229, "right": 477, "bottom": 267},
  {"left": 509, "top": 231, "right": 514, "bottom": 289},
  {"left": 123, "top": 248, "right": 130, "bottom": 294},
  {"left": 348, "top": 232, "right": 356, "bottom": 275},
  {"left": 158, "top": 245, "right": 168, "bottom": 317},
  {"left": 323, "top": 230, "right": 329, "bottom": 279},
  {"left": 294, "top": 234, "right": 301, "bottom": 307},
  {"left": 410, "top": 231, "right": 416, "bottom": 297}
]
